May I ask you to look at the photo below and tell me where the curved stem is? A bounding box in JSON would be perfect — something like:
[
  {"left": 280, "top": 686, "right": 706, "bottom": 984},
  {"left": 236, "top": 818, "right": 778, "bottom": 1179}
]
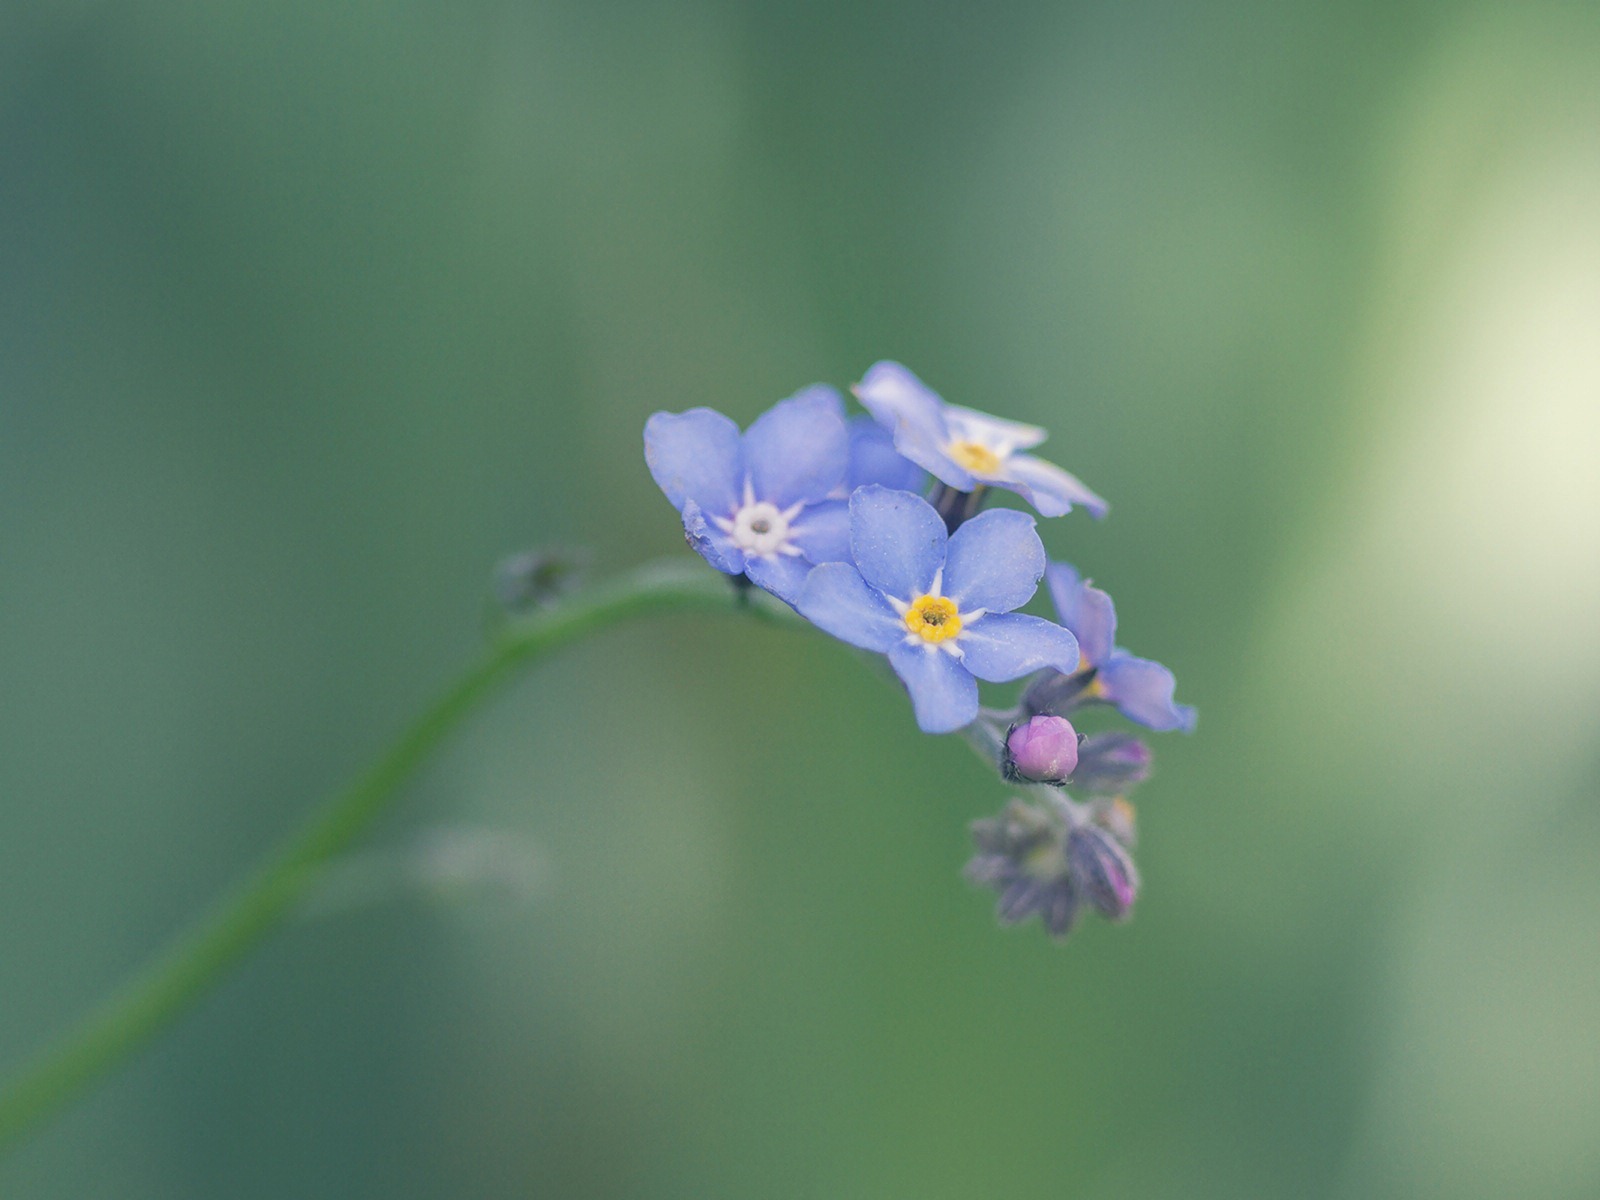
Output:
[{"left": 0, "top": 560, "right": 784, "bottom": 1153}]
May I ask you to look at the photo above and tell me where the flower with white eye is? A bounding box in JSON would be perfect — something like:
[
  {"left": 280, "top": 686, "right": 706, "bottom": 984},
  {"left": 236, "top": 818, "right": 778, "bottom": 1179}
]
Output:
[
  {"left": 644, "top": 386, "right": 853, "bottom": 604},
  {"left": 796, "top": 486, "right": 1079, "bottom": 733},
  {"left": 852, "top": 361, "right": 1109, "bottom": 519}
]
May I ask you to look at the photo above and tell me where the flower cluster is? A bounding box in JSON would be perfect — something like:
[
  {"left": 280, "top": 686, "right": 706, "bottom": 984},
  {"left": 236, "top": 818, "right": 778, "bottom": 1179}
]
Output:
[{"left": 644, "top": 362, "right": 1193, "bottom": 941}]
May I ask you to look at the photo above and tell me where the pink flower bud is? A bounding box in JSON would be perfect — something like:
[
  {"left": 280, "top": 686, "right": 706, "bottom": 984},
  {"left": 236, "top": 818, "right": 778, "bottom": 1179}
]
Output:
[{"left": 1003, "top": 715, "right": 1080, "bottom": 784}]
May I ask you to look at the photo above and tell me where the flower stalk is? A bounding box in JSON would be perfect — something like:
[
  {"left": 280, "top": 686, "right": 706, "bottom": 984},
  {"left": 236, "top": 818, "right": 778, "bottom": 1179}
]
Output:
[{"left": 0, "top": 561, "right": 786, "bottom": 1154}]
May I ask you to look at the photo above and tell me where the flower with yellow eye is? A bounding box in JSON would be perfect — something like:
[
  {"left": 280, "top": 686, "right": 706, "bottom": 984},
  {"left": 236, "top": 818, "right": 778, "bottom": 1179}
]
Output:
[
  {"left": 796, "top": 486, "right": 1079, "bottom": 733},
  {"left": 852, "top": 361, "right": 1108, "bottom": 519}
]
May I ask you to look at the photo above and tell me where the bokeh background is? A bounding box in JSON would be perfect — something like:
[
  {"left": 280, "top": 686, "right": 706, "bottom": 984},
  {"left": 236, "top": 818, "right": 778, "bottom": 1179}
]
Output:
[{"left": 3, "top": 1, "right": 1598, "bottom": 1196}]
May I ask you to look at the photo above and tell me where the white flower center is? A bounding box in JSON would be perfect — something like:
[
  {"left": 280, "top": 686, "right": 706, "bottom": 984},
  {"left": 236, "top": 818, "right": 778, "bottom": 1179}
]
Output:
[
  {"left": 712, "top": 482, "right": 806, "bottom": 560},
  {"left": 729, "top": 501, "right": 792, "bottom": 556}
]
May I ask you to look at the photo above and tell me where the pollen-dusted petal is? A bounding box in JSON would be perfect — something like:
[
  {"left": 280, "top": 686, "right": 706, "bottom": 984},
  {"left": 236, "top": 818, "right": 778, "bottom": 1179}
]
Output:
[
  {"left": 942, "top": 508, "right": 1045, "bottom": 613},
  {"left": 1045, "top": 562, "right": 1117, "bottom": 666},
  {"left": 744, "top": 386, "right": 849, "bottom": 509},
  {"left": 956, "top": 612, "right": 1080, "bottom": 682},
  {"left": 1002, "top": 453, "right": 1109, "bottom": 519},
  {"left": 848, "top": 486, "right": 947, "bottom": 600},
  {"left": 786, "top": 498, "right": 851, "bottom": 565},
  {"left": 796, "top": 562, "right": 904, "bottom": 652},
  {"left": 887, "top": 640, "right": 979, "bottom": 733},
  {"left": 1097, "top": 653, "right": 1197, "bottom": 732},
  {"left": 644, "top": 408, "right": 743, "bottom": 516}
]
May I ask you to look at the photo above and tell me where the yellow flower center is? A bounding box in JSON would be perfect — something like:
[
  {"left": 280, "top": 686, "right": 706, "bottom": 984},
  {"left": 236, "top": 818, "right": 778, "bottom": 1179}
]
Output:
[
  {"left": 946, "top": 440, "right": 1003, "bottom": 476},
  {"left": 903, "top": 594, "right": 962, "bottom": 643}
]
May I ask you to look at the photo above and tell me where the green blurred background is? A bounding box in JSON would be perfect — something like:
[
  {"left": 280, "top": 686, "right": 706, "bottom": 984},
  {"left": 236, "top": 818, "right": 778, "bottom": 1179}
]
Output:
[{"left": 3, "top": 1, "right": 1598, "bottom": 1196}]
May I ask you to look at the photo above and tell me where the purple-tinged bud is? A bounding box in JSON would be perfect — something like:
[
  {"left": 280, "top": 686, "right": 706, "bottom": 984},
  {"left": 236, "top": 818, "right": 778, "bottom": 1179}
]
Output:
[
  {"left": 1070, "top": 732, "right": 1152, "bottom": 794},
  {"left": 1067, "top": 824, "right": 1140, "bottom": 920},
  {"left": 1003, "top": 715, "right": 1080, "bottom": 784}
]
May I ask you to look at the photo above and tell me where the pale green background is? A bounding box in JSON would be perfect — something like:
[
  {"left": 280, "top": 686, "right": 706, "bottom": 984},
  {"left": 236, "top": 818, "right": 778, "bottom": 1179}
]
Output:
[{"left": 2, "top": 2, "right": 1598, "bottom": 1196}]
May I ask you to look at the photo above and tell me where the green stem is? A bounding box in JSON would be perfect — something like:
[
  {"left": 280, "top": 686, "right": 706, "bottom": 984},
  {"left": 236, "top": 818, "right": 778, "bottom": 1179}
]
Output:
[{"left": 0, "top": 560, "right": 781, "bottom": 1153}]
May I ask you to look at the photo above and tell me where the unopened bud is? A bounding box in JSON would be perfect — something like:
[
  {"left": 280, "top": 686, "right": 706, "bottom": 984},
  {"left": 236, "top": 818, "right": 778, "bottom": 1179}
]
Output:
[
  {"left": 1070, "top": 732, "right": 1152, "bottom": 794},
  {"left": 1002, "top": 715, "right": 1080, "bottom": 784},
  {"left": 1067, "top": 823, "right": 1140, "bottom": 920}
]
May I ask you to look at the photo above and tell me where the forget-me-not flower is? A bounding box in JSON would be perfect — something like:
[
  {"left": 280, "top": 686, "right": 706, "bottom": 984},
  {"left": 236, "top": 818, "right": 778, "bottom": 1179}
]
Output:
[
  {"left": 644, "top": 386, "right": 851, "bottom": 604},
  {"left": 796, "top": 486, "right": 1079, "bottom": 733},
  {"left": 852, "top": 361, "right": 1109, "bottom": 519},
  {"left": 1041, "top": 563, "right": 1196, "bottom": 732}
]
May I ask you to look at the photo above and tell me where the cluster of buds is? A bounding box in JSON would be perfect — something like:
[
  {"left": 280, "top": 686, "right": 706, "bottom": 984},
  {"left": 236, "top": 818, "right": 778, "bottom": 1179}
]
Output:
[
  {"left": 969, "top": 561, "right": 1190, "bottom": 939},
  {"left": 966, "top": 796, "right": 1140, "bottom": 937},
  {"left": 645, "top": 361, "right": 1192, "bottom": 943},
  {"left": 972, "top": 718, "right": 1160, "bottom": 937}
]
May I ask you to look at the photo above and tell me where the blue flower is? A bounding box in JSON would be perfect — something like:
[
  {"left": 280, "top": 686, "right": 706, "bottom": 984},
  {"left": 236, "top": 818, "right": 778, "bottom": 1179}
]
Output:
[
  {"left": 852, "top": 361, "right": 1109, "bottom": 519},
  {"left": 796, "top": 486, "right": 1080, "bottom": 733},
  {"left": 644, "top": 386, "right": 852, "bottom": 604},
  {"left": 1043, "top": 563, "right": 1196, "bottom": 732}
]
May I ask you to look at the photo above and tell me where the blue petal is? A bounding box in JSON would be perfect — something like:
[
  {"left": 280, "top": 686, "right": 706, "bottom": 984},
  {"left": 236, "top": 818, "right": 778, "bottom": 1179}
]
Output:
[
  {"left": 943, "top": 403, "right": 1047, "bottom": 452},
  {"left": 853, "top": 362, "right": 979, "bottom": 491},
  {"left": 848, "top": 485, "right": 946, "bottom": 601},
  {"left": 682, "top": 500, "right": 745, "bottom": 575},
  {"left": 956, "top": 612, "right": 1079, "bottom": 682},
  {"left": 941, "top": 508, "right": 1045, "bottom": 613},
  {"left": 1045, "top": 563, "right": 1115, "bottom": 666},
  {"left": 787, "top": 498, "right": 851, "bottom": 564},
  {"left": 743, "top": 386, "right": 849, "bottom": 508},
  {"left": 1002, "top": 453, "right": 1109, "bottom": 519},
  {"left": 845, "top": 417, "right": 927, "bottom": 494},
  {"left": 1099, "top": 652, "right": 1196, "bottom": 732},
  {"left": 852, "top": 361, "right": 949, "bottom": 446},
  {"left": 743, "top": 554, "right": 810, "bottom": 605},
  {"left": 887, "top": 642, "right": 979, "bottom": 733},
  {"left": 644, "top": 408, "right": 743, "bottom": 516},
  {"left": 788, "top": 382, "right": 846, "bottom": 414},
  {"left": 796, "top": 562, "right": 904, "bottom": 652}
]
